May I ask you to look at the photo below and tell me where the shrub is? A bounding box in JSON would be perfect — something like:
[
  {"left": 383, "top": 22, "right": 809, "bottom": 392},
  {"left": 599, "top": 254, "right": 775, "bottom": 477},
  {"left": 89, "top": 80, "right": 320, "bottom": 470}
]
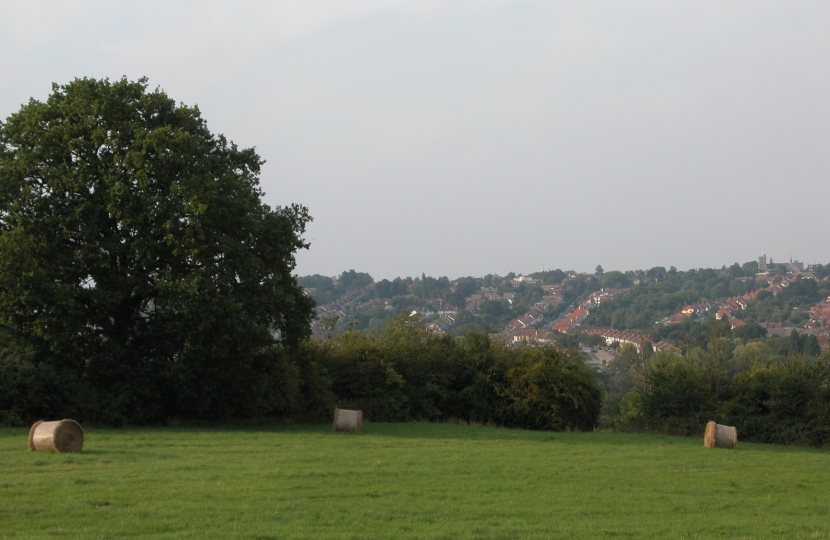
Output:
[
  {"left": 313, "top": 314, "right": 602, "bottom": 430},
  {"left": 494, "top": 347, "right": 601, "bottom": 431}
]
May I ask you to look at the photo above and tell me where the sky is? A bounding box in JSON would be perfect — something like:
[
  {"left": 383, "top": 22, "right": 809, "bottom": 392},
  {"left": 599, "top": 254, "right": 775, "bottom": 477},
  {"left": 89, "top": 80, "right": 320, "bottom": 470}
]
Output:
[{"left": 1, "top": 1, "right": 828, "bottom": 280}]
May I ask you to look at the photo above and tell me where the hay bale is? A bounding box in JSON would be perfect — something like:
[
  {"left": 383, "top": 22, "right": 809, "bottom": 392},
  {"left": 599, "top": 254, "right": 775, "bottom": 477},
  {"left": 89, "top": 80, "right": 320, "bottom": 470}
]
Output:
[
  {"left": 333, "top": 408, "right": 363, "bottom": 432},
  {"left": 703, "top": 421, "right": 737, "bottom": 449},
  {"left": 28, "top": 419, "right": 84, "bottom": 453}
]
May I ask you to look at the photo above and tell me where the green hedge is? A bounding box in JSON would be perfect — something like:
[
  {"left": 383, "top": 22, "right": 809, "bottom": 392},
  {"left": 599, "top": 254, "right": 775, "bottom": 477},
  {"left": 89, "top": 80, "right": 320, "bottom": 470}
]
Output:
[
  {"left": 0, "top": 315, "right": 602, "bottom": 431},
  {"left": 306, "top": 315, "right": 601, "bottom": 430},
  {"left": 605, "top": 346, "right": 830, "bottom": 447}
]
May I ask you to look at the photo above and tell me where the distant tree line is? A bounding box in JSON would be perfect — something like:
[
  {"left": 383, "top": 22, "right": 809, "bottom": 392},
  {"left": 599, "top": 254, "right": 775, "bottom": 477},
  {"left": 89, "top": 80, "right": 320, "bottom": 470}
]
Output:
[{"left": 298, "top": 270, "right": 374, "bottom": 305}]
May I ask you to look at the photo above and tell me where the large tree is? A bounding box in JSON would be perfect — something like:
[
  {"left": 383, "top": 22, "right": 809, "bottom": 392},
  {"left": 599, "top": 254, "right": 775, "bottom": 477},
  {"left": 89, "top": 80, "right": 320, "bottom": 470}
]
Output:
[{"left": 0, "top": 77, "right": 314, "bottom": 422}]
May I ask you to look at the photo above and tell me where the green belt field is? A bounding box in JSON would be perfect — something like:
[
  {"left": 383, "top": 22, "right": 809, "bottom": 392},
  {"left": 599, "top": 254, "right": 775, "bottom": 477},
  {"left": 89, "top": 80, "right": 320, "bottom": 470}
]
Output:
[{"left": 2, "top": 423, "right": 829, "bottom": 539}]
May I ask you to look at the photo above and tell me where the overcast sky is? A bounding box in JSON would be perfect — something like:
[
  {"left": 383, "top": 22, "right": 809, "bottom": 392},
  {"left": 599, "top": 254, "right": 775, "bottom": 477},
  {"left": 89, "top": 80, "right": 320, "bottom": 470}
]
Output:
[{"left": 2, "top": 1, "right": 828, "bottom": 279}]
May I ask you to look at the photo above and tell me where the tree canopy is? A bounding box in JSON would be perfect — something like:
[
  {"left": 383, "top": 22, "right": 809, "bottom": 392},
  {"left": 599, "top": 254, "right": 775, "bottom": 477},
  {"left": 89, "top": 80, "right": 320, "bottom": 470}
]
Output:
[{"left": 0, "top": 77, "right": 314, "bottom": 422}]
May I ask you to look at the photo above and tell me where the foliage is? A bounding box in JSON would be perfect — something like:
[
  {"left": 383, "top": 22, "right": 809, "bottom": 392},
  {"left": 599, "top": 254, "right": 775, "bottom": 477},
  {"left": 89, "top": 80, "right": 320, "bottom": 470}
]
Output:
[
  {"left": 530, "top": 268, "right": 566, "bottom": 285},
  {"left": 741, "top": 278, "right": 829, "bottom": 324},
  {"left": 601, "top": 326, "right": 830, "bottom": 446},
  {"left": 300, "top": 267, "right": 591, "bottom": 336},
  {"left": 561, "top": 274, "right": 602, "bottom": 306},
  {"left": 586, "top": 266, "right": 760, "bottom": 330},
  {"left": 637, "top": 356, "right": 713, "bottom": 434},
  {"left": 601, "top": 271, "right": 631, "bottom": 288},
  {"left": 450, "top": 309, "right": 491, "bottom": 335},
  {"left": 583, "top": 263, "right": 829, "bottom": 333},
  {"left": 371, "top": 277, "right": 409, "bottom": 299},
  {"left": 581, "top": 333, "right": 606, "bottom": 349},
  {"left": 0, "top": 77, "right": 314, "bottom": 424},
  {"left": 309, "top": 313, "right": 601, "bottom": 431},
  {"left": 298, "top": 270, "right": 374, "bottom": 305},
  {"left": 722, "top": 357, "right": 830, "bottom": 446},
  {"left": 492, "top": 346, "right": 602, "bottom": 431},
  {"left": 733, "top": 322, "right": 768, "bottom": 341},
  {"left": 0, "top": 330, "right": 66, "bottom": 427}
]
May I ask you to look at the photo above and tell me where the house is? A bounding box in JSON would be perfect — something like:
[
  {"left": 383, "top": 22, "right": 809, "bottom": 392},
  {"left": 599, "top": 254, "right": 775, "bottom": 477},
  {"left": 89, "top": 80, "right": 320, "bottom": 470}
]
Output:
[
  {"left": 544, "top": 294, "right": 564, "bottom": 305},
  {"left": 541, "top": 285, "right": 563, "bottom": 294},
  {"left": 808, "top": 297, "right": 830, "bottom": 327},
  {"left": 532, "top": 302, "right": 553, "bottom": 312},
  {"left": 653, "top": 341, "right": 682, "bottom": 356},
  {"left": 659, "top": 314, "right": 688, "bottom": 325},
  {"left": 510, "top": 276, "right": 542, "bottom": 285},
  {"left": 579, "top": 327, "right": 654, "bottom": 353},
  {"left": 426, "top": 313, "right": 457, "bottom": 334},
  {"left": 553, "top": 320, "right": 569, "bottom": 333},
  {"left": 512, "top": 329, "right": 554, "bottom": 344},
  {"left": 552, "top": 308, "right": 589, "bottom": 333}
]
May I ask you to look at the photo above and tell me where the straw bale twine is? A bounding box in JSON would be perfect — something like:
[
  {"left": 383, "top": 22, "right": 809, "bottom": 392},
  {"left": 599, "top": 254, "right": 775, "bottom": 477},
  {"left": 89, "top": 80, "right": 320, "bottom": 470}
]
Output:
[
  {"left": 333, "top": 408, "right": 363, "bottom": 432},
  {"left": 28, "top": 419, "right": 84, "bottom": 453},
  {"left": 703, "top": 421, "right": 737, "bottom": 449}
]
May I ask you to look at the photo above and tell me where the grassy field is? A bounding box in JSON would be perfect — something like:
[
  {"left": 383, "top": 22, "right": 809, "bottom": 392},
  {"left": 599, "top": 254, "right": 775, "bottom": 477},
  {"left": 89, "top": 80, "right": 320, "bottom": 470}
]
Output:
[{"left": 2, "top": 423, "right": 829, "bottom": 539}]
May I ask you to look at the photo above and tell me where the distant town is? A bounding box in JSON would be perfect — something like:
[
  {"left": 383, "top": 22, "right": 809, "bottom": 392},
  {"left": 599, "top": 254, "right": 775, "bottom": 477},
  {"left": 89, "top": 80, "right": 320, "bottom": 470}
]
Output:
[{"left": 300, "top": 255, "right": 830, "bottom": 364}]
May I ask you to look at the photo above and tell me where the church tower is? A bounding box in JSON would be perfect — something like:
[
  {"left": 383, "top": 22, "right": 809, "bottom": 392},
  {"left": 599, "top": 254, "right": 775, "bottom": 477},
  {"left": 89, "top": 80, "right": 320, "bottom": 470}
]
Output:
[{"left": 758, "top": 253, "right": 767, "bottom": 272}]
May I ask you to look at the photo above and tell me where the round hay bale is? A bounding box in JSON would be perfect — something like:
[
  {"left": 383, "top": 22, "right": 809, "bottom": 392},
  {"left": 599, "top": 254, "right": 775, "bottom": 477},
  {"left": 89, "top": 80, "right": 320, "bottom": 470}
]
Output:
[
  {"left": 703, "top": 420, "right": 737, "bottom": 449},
  {"left": 333, "top": 408, "right": 363, "bottom": 432},
  {"left": 28, "top": 419, "right": 84, "bottom": 453}
]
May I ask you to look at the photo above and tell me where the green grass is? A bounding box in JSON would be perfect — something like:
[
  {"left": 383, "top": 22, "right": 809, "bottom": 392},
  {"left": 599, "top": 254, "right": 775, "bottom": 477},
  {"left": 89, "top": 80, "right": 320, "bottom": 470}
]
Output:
[{"left": 2, "top": 423, "right": 829, "bottom": 539}]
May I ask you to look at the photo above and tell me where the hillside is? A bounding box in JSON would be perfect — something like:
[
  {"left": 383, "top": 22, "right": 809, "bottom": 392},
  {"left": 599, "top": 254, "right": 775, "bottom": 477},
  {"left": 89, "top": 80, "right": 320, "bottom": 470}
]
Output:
[{"left": 299, "top": 262, "right": 830, "bottom": 353}]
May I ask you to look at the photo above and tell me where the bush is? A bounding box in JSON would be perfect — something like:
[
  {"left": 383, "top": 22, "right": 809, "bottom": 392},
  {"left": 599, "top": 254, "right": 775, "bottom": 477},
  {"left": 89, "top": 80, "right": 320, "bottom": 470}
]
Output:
[
  {"left": 721, "top": 356, "right": 830, "bottom": 446},
  {"left": 0, "top": 333, "right": 69, "bottom": 426},
  {"left": 604, "top": 345, "right": 830, "bottom": 447},
  {"left": 494, "top": 346, "right": 602, "bottom": 431},
  {"left": 639, "top": 357, "right": 712, "bottom": 435},
  {"left": 312, "top": 314, "right": 601, "bottom": 430}
]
